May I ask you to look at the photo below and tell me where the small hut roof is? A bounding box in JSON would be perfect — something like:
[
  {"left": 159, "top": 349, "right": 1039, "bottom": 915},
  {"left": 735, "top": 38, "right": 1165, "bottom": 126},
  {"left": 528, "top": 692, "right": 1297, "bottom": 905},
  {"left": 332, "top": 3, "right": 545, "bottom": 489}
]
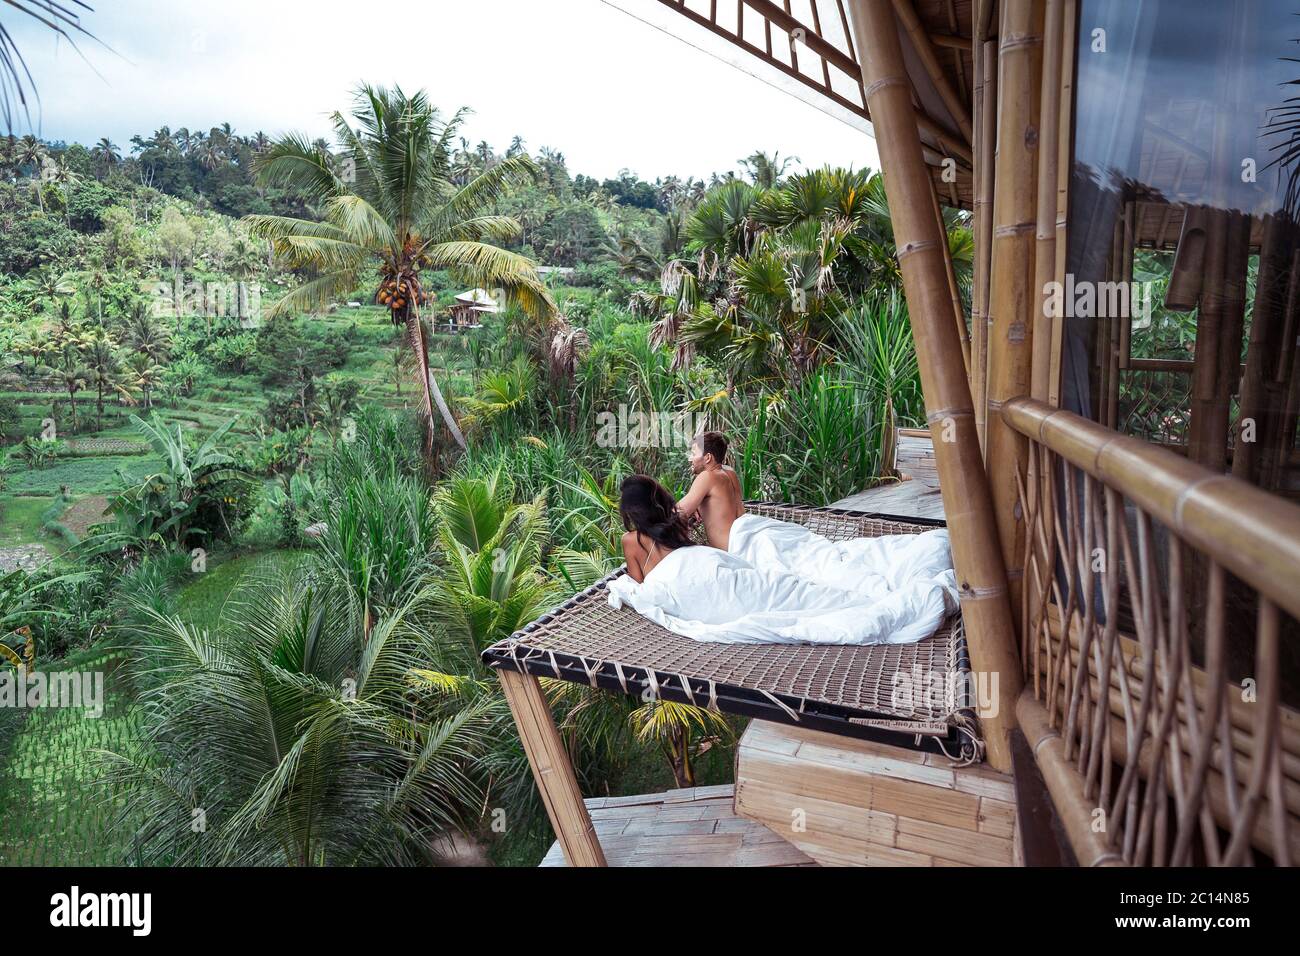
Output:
[{"left": 454, "top": 289, "right": 500, "bottom": 312}]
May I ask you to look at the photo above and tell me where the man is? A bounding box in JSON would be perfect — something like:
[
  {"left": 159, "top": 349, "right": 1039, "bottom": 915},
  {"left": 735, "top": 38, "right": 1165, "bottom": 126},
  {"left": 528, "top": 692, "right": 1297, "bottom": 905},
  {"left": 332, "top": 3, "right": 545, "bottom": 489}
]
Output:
[{"left": 676, "top": 430, "right": 746, "bottom": 550}]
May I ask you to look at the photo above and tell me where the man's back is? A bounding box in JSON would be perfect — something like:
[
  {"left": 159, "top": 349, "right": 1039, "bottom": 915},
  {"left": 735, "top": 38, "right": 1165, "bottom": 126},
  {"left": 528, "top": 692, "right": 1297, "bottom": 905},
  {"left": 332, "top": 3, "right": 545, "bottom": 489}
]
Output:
[{"left": 683, "top": 466, "right": 746, "bottom": 550}]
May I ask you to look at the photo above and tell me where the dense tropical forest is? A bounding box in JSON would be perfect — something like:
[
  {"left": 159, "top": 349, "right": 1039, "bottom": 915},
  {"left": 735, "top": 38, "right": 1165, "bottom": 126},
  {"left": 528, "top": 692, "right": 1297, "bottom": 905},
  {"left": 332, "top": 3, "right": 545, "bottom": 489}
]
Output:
[{"left": 0, "top": 83, "right": 968, "bottom": 865}]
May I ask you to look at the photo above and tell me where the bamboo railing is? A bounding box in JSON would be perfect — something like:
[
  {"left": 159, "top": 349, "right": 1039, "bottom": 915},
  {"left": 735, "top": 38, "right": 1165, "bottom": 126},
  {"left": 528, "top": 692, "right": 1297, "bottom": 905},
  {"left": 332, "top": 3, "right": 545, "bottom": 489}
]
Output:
[{"left": 1004, "top": 396, "right": 1300, "bottom": 865}]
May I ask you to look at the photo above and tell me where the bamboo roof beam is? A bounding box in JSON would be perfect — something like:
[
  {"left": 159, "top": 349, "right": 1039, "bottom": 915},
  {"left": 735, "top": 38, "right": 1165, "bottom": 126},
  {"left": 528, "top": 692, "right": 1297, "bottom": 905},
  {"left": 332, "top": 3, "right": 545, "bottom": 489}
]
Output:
[
  {"left": 848, "top": 0, "right": 1022, "bottom": 773},
  {"left": 893, "top": 0, "right": 974, "bottom": 144},
  {"left": 930, "top": 31, "right": 973, "bottom": 51}
]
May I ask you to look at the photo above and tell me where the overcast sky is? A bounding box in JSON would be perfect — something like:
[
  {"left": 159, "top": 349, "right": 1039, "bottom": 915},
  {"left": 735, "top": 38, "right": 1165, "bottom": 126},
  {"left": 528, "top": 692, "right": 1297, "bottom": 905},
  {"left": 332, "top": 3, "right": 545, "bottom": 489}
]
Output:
[{"left": 9, "top": 0, "right": 879, "bottom": 182}]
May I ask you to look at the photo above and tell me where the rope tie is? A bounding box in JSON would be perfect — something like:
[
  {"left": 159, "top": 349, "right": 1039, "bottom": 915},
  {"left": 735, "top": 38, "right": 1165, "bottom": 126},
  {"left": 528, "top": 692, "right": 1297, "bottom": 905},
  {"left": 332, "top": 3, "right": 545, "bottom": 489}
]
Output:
[
  {"left": 679, "top": 674, "right": 698, "bottom": 707},
  {"left": 613, "top": 661, "right": 630, "bottom": 695},
  {"left": 760, "top": 690, "right": 800, "bottom": 722}
]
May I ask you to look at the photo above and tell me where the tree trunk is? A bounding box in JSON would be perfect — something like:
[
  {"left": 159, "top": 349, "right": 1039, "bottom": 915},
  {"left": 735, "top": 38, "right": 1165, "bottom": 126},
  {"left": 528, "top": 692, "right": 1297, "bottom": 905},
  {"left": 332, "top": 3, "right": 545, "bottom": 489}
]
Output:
[
  {"left": 406, "top": 302, "right": 466, "bottom": 451},
  {"left": 667, "top": 726, "right": 694, "bottom": 789}
]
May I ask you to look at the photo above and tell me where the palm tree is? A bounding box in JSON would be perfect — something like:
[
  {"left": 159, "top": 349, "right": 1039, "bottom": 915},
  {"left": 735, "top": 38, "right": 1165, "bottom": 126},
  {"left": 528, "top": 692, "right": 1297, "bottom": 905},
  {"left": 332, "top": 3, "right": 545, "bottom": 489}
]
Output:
[
  {"left": 15, "top": 133, "right": 45, "bottom": 211},
  {"left": 100, "top": 560, "right": 501, "bottom": 865},
  {"left": 124, "top": 303, "right": 173, "bottom": 366},
  {"left": 147, "top": 125, "right": 177, "bottom": 153},
  {"left": 83, "top": 325, "right": 132, "bottom": 431},
  {"left": 0, "top": 2, "right": 99, "bottom": 132},
  {"left": 24, "top": 266, "right": 74, "bottom": 313},
  {"left": 247, "top": 84, "right": 554, "bottom": 457},
  {"left": 14, "top": 132, "right": 44, "bottom": 171},
  {"left": 632, "top": 167, "right": 936, "bottom": 380},
  {"left": 631, "top": 699, "right": 733, "bottom": 788},
  {"left": 91, "top": 137, "right": 120, "bottom": 177},
  {"left": 427, "top": 469, "right": 557, "bottom": 666},
  {"left": 124, "top": 351, "right": 163, "bottom": 411},
  {"left": 738, "top": 150, "right": 800, "bottom": 189},
  {"left": 45, "top": 306, "right": 89, "bottom": 432},
  {"left": 48, "top": 156, "right": 80, "bottom": 223}
]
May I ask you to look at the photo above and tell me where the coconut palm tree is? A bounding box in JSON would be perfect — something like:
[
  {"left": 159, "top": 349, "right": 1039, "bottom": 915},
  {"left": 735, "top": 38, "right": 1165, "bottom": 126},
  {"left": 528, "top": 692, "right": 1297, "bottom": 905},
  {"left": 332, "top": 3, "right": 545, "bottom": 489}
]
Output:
[
  {"left": 124, "top": 351, "right": 163, "bottom": 411},
  {"left": 0, "top": 2, "right": 99, "bottom": 132},
  {"left": 83, "top": 324, "right": 132, "bottom": 430},
  {"left": 123, "top": 302, "right": 172, "bottom": 365},
  {"left": 100, "top": 561, "right": 502, "bottom": 866},
  {"left": 91, "top": 137, "right": 120, "bottom": 177},
  {"left": 45, "top": 308, "right": 89, "bottom": 433},
  {"left": 247, "top": 84, "right": 554, "bottom": 458},
  {"left": 632, "top": 167, "right": 956, "bottom": 382},
  {"left": 24, "top": 266, "right": 74, "bottom": 313},
  {"left": 48, "top": 156, "right": 80, "bottom": 223}
]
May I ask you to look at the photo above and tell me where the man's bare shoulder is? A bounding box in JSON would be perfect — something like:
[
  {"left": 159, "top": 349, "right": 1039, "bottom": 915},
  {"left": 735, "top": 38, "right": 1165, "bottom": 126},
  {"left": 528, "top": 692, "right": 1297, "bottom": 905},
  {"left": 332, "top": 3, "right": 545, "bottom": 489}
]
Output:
[{"left": 690, "top": 469, "right": 717, "bottom": 493}]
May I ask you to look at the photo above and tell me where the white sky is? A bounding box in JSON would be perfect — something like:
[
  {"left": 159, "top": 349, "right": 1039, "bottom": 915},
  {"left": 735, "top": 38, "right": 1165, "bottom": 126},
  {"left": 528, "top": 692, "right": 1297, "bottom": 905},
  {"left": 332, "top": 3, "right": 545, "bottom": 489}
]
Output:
[{"left": 10, "top": 0, "right": 879, "bottom": 182}]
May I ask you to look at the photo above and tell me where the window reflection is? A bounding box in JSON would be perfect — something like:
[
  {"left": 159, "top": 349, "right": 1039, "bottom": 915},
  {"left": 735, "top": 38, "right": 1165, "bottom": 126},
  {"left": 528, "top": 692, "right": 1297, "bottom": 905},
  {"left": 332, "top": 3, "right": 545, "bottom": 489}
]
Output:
[{"left": 1068, "top": 0, "right": 1300, "bottom": 496}]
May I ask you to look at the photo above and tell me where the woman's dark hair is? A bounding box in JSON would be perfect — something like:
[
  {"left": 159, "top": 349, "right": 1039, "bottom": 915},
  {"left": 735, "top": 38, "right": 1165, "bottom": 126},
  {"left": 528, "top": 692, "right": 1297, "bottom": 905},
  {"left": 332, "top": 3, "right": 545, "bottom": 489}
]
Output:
[{"left": 620, "top": 475, "right": 694, "bottom": 551}]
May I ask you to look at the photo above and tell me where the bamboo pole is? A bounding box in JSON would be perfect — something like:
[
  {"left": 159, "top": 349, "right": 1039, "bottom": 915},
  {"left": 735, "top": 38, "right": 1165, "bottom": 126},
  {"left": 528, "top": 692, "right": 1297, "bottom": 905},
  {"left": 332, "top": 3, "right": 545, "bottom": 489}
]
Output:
[
  {"left": 1105, "top": 210, "right": 1124, "bottom": 427},
  {"left": 931, "top": 177, "right": 972, "bottom": 376},
  {"left": 1018, "top": 690, "right": 1126, "bottom": 865},
  {"left": 1048, "top": 0, "right": 1075, "bottom": 408},
  {"left": 1188, "top": 209, "right": 1232, "bottom": 469},
  {"left": 983, "top": 0, "right": 1043, "bottom": 623},
  {"left": 1219, "top": 211, "right": 1251, "bottom": 447},
  {"left": 893, "top": 0, "right": 974, "bottom": 143},
  {"left": 1031, "top": 0, "right": 1064, "bottom": 403},
  {"left": 497, "top": 669, "right": 607, "bottom": 867},
  {"left": 1165, "top": 207, "right": 1208, "bottom": 312},
  {"left": 1117, "top": 200, "right": 1135, "bottom": 370},
  {"left": 848, "top": 0, "right": 1022, "bottom": 772},
  {"left": 1235, "top": 214, "right": 1294, "bottom": 484},
  {"left": 973, "top": 28, "right": 998, "bottom": 452},
  {"left": 972, "top": 12, "right": 985, "bottom": 404},
  {"left": 1269, "top": 293, "right": 1300, "bottom": 489}
]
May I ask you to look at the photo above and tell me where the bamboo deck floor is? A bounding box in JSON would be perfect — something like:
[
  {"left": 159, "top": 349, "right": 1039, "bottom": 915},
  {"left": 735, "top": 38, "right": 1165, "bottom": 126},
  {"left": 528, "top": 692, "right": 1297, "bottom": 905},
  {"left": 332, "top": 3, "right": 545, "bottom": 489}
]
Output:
[
  {"left": 537, "top": 784, "right": 816, "bottom": 867},
  {"left": 833, "top": 429, "right": 945, "bottom": 521}
]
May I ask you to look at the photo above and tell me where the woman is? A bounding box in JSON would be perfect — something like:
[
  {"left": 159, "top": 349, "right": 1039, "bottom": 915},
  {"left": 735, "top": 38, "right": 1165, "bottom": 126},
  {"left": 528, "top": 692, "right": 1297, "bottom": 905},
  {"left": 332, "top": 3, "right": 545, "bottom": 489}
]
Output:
[
  {"left": 613, "top": 475, "right": 955, "bottom": 645},
  {"left": 619, "top": 474, "right": 695, "bottom": 583}
]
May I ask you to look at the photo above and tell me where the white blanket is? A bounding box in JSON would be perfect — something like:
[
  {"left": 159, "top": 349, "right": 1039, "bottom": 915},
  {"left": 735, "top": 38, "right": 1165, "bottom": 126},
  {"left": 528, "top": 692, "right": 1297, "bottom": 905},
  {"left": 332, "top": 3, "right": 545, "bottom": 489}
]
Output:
[
  {"left": 606, "top": 519, "right": 957, "bottom": 646},
  {"left": 729, "top": 512, "right": 958, "bottom": 605}
]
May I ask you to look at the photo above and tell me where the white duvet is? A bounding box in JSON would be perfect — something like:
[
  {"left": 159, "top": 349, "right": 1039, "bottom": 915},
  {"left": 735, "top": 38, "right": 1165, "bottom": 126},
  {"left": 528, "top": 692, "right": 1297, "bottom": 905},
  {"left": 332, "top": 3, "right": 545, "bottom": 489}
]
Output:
[{"left": 606, "top": 515, "right": 958, "bottom": 646}]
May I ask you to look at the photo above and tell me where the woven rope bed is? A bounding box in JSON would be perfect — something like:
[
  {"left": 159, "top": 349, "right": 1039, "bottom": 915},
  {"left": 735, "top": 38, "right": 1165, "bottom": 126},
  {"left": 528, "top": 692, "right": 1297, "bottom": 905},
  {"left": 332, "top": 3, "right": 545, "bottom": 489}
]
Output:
[{"left": 482, "top": 502, "right": 984, "bottom": 764}]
